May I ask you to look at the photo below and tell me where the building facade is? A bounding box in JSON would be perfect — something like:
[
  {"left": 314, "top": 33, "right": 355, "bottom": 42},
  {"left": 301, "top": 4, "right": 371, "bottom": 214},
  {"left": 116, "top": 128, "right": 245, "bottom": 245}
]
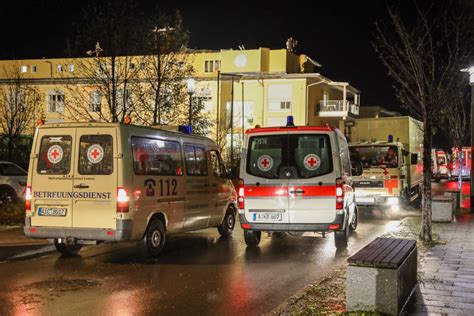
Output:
[{"left": 0, "top": 47, "right": 360, "bottom": 143}]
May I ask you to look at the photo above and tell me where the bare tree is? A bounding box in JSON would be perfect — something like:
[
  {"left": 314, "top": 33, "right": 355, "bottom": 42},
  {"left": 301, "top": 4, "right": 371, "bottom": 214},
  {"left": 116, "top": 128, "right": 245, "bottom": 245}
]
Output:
[
  {"left": 64, "top": 0, "right": 144, "bottom": 123},
  {"left": 0, "top": 66, "right": 41, "bottom": 160},
  {"left": 374, "top": 1, "right": 473, "bottom": 241},
  {"left": 134, "top": 11, "right": 193, "bottom": 127}
]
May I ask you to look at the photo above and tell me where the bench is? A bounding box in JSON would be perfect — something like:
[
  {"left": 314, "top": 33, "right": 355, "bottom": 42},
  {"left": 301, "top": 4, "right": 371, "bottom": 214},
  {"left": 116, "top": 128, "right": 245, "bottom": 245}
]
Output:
[
  {"left": 432, "top": 195, "right": 455, "bottom": 222},
  {"left": 346, "top": 237, "right": 417, "bottom": 315}
]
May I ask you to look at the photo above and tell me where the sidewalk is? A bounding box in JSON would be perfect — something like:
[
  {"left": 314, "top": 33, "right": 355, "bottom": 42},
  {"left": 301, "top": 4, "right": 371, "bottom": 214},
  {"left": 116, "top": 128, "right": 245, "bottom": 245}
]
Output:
[
  {"left": 413, "top": 209, "right": 474, "bottom": 314},
  {"left": 0, "top": 226, "right": 51, "bottom": 260}
]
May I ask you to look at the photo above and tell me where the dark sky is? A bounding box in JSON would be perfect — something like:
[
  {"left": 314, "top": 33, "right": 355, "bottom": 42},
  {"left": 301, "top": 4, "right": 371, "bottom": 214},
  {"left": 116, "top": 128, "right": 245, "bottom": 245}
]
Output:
[{"left": 0, "top": 0, "right": 397, "bottom": 109}]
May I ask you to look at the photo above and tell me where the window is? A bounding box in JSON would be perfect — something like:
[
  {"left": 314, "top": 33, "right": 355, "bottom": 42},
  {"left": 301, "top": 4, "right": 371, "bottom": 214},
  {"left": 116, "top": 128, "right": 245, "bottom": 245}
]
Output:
[
  {"left": 132, "top": 137, "right": 183, "bottom": 176},
  {"left": 268, "top": 84, "right": 292, "bottom": 111},
  {"left": 7, "top": 89, "right": 25, "bottom": 112},
  {"left": 129, "top": 63, "right": 135, "bottom": 70},
  {"left": 338, "top": 135, "right": 351, "bottom": 177},
  {"left": 47, "top": 90, "right": 65, "bottom": 113},
  {"left": 68, "top": 64, "right": 75, "bottom": 72},
  {"left": 57, "top": 64, "right": 63, "bottom": 72},
  {"left": 204, "top": 60, "right": 221, "bottom": 73},
  {"left": 117, "top": 88, "right": 132, "bottom": 114},
  {"left": 246, "top": 134, "right": 333, "bottom": 179},
  {"left": 140, "top": 62, "right": 146, "bottom": 70},
  {"left": 0, "top": 163, "right": 27, "bottom": 176},
  {"left": 37, "top": 136, "right": 72, "bottom": 175},
  {"left": 184, "top": 144, "right": 208, "bottom": 176},
  {"left": 88, "top": 91, "right": 101, "bottom": 112},
  {"left": 79, "top": 135, "right": 113, "bottom": 175},
  {"left": 280, "top": 101, "right": 291, "bottom": 110},
  {"left": 20, "top": 66, "right": 27, "bottom": 73},
  {"left": 31, "top": 66, "right": 37, "bottom": 73},
  {"left": 210, "top": 150, "right": 226, "bottom": 177}
]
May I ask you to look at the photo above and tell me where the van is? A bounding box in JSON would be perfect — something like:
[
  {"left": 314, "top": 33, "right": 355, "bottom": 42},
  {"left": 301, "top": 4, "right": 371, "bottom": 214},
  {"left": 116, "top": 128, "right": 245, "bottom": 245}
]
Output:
[
  {"left": 237, "top": 119, "right": 357, "bottom": 249},
  {"left": 24, "top": 122, "right": 237, "bottom": 257}
]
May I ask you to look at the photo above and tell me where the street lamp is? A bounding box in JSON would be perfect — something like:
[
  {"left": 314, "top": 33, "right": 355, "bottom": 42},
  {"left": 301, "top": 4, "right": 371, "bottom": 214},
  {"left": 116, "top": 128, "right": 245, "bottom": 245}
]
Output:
[
  {"left": 187, "top": 78, "right": 195, "bottom": 126},
  {"left": 461, "top": 66, "right": 474, "bottom": 209}
]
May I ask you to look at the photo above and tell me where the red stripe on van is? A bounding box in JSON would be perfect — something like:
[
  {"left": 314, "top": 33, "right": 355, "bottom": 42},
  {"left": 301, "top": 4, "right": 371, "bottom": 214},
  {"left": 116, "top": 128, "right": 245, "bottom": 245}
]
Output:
[
  {"left": 292, "top": 186, "right": 337, "bottom": 197},
  {"left": 245, "top": 185, "right": 336, "bottom": 197},
  {"left": 246, "top": 126, "right": 334, "bottom": 134},
  {"left": 245, "top": 186, "right": 288, "bottom": 197}
]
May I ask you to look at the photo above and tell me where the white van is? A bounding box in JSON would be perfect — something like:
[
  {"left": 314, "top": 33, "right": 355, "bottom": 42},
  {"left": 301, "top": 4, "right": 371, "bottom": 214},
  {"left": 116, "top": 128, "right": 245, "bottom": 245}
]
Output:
[
  {"left": 237, "top": 119, "right": 357, "bottom": 249},
  {"left": 24, "top": 122, "right": 237, "bottom": 257}
]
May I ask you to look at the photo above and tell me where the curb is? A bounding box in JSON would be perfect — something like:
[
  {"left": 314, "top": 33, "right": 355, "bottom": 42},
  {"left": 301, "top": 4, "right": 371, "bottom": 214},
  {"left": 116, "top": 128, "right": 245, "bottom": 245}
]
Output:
[{"left": 0, "top": 243, "right": 56, "bottom": 261}]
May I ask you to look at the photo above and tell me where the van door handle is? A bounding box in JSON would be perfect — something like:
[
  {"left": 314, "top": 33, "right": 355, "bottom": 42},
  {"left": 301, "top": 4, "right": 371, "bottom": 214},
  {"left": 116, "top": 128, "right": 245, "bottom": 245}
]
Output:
[
  {"left": 74, "top": 184, "right": 89, "bottom": 189},
  {"left": 290, "top": 189, "right": 305, "bottom": 194}
]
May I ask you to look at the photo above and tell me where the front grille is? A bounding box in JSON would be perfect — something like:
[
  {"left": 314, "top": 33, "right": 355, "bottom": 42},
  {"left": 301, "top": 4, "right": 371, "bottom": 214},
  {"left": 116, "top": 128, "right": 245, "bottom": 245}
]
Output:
[{"left": 354, "top": 180, "right": 384, "bottom": 188}]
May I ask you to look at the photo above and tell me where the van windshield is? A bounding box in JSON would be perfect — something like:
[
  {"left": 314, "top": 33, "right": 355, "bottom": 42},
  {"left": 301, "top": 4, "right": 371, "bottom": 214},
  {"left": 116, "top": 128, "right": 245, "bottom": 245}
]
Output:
[
  {"left": 246, "top": 134, "right": 333, "bottom": 179},
  {"left": 350, "top": 146, "right": 398, "bottom": 168}
]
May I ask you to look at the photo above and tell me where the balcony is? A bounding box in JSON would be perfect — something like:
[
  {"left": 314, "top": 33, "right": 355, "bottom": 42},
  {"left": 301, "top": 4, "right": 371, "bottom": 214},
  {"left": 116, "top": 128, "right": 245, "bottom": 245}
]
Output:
[{"left": 317, "top": 100, "right": 359, "bottom": 117}]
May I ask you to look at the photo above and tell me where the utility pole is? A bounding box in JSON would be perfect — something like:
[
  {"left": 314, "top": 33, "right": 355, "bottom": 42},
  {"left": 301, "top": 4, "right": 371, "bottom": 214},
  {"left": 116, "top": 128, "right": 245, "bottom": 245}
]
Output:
[{"left": 462, "top": 66, "right": 474, "bottom": 211}]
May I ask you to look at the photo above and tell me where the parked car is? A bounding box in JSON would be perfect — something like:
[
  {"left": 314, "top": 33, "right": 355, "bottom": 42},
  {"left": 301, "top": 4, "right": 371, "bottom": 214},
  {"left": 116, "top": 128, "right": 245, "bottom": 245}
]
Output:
[{"left": 0, "top": 161, "right": 27, "bottom": 204}]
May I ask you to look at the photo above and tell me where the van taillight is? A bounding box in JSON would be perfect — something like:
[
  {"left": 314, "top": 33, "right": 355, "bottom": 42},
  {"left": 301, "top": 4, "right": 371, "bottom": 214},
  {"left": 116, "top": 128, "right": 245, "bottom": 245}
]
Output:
[
  {"left": 336, "top": 178, "right": 344, "bottom": 210},
  {"left": 25, "top": 186, "right": 32, "bottom": 211},
  {"left": 237, "top": 178, "right": 245, "bottom": 209},
  {"left": 117, "top": 187, "right": 129, "bottom": 212}
]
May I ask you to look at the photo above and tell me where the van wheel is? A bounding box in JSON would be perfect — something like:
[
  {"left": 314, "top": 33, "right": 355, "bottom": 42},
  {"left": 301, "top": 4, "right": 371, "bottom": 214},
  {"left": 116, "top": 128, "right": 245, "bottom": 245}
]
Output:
[
  {"left": 218, "top": 207, "right": 235, "bottom": 237},
  {"left": 244, "top": 230, "right": 261, "bottom": 247},
  {"left": 140, "top": 219, "right": 166, "bottom": 258},
  {"left": 54, "top": 239, "right": 82, "bottom": 256},
  {"left": 349, "top": 207, "right": 358, "bottom": 232},
  {"left": 334, "top": 217, "right": 349, "bottom": 249}
]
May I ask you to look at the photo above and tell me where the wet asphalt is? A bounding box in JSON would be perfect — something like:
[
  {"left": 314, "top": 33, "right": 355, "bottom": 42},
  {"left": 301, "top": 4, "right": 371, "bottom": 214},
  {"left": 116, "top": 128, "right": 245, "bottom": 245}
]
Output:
[{"left": 0, "top": 213, "right": 411, "bottom": 316}]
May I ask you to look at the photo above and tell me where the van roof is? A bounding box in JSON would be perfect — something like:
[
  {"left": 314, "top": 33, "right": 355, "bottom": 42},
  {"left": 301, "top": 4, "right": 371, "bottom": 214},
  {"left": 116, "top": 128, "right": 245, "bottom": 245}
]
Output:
[
  {"left": 37, "top": 122, "right": 214, "bottom": 143},
  {"left": 246, "top": 125, "right": 335, "bottom": 134}
]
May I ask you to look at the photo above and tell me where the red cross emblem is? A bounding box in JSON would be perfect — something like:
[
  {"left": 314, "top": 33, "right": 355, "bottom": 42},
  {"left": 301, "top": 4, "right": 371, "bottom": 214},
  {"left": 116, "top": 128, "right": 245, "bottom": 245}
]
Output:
[
  {"left": 91, "top": 149, "right": 101, "bottom": 159},
  {"left": 87, "top": 144, "right": 104, "bottom": 163},
  {"left": 47, "top": 145, "right": 63, "bottom": 164},
  {"left": 304, "top": 154, "right": 320, "bottom": 170},
  {"left": 51, "top": 150, "right": 60, "bottom": 159},
  {"left": 257, "top": 155, "right": 273, "bottom": 171}
]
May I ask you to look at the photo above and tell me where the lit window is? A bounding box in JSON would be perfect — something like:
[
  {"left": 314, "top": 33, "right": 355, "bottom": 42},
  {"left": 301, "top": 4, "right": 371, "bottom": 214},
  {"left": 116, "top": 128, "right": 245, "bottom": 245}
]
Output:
[
  {"left": 57, "top": 64, "right": 63, "bottom": 72},
  {"left": 88, "top": 91, "right": 101, "bottom": 112},
  {"left": 47, "top": 90, "right": 65, "bottom": 113},
  {"left": 31, "top": 66, "right": 37, "bottom": 73},
  {"left": 20, "top": 66, "right": 27, "bottom": 73},
  {"left": 68, "top": 64, "right": 74, "bottom": 72}
]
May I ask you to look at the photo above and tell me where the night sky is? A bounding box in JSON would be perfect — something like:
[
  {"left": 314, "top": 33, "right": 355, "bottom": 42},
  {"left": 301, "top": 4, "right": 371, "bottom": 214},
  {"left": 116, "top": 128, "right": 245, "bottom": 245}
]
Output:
[{"left": 0, "top": 1, "right": 395, "bottom": 105}]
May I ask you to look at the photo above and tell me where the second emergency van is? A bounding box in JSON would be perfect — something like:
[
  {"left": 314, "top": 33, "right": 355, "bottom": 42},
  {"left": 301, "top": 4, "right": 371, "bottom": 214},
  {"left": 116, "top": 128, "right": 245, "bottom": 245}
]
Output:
[
  {"left": 238, "top": 118, "right": 357, "bottom": 249},
  {"left": 24, "top": 122, "right": 237, "bottom": 257}
]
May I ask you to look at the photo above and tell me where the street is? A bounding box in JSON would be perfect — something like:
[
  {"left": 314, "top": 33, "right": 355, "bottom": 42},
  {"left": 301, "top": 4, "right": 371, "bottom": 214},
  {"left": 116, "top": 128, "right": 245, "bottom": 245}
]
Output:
[{"left": 0, "top": 216, "right": 401, "bottom": 315}]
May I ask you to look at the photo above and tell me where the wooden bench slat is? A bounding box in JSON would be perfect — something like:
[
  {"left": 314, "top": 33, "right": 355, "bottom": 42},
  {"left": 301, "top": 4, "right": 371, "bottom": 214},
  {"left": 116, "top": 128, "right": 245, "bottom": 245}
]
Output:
[
  {"left": 348, "top": 237, "right": 417, "bottom": 268},
  {"left": 362, "top": 238, "right": 398, "bottom": 264},
  {"left": 372, "top": 239, "right": 409, "bottom": 265},
  {"left": 386, "top": 240, "right": 416, "bottom": 268},
  {"left": 348, "top": 237, "right": 388, "bottom": 264}
]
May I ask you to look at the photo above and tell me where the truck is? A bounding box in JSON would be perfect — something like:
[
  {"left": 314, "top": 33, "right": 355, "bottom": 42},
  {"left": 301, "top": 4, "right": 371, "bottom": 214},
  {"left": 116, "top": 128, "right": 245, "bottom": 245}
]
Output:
[{"left": 347, "top": 116, "right": 423, "bottom": 210}]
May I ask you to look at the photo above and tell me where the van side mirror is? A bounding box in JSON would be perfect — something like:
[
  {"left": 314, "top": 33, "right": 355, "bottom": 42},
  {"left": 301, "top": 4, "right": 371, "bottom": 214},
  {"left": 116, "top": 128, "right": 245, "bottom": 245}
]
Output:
[
  {"left": 411, "top": 153, "right": 418, "bottom": 165},
  {"left": 402, "top": 149, "right": 409, "bottom": 156},
  {"left": 351, "top": 160, "right": 363, "bottom": 176}
]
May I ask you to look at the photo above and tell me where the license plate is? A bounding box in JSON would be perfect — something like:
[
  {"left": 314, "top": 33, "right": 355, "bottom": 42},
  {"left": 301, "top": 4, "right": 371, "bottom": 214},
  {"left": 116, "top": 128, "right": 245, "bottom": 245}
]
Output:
[
  {"left": 38, "top": 207, "right": 67, "bottom": 216},
  {"left": 253, "top": 212, "right": 282, "bottom": 221},
  {"left": 356, "top": 197, "right": 374, "bottom": 203}
]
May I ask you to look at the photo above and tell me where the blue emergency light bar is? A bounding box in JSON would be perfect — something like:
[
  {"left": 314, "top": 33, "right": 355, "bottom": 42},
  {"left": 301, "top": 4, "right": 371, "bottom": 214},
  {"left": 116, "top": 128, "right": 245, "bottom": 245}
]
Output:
[
  {"left": 388, "top": 134, "right": 394, "bottom": 142},
  {"left": 286, "top": 115, "right": 295, "bottom": 127},
  {"left": 178, "top": 125, "right": 193, "bottom": 134}
]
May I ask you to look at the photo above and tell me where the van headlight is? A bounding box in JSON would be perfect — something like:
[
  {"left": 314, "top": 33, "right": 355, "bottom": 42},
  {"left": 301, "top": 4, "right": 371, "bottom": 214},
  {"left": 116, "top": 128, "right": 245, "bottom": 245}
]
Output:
[{"left": 387, "top": 197, "right": 399, "bottom": 205}]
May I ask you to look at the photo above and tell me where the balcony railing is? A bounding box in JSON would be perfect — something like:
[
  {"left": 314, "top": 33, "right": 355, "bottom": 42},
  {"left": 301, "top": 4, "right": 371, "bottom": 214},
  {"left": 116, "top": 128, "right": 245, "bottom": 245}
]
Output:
[{"left": 318, "top": 100, "right": 359, "bottom": 116}]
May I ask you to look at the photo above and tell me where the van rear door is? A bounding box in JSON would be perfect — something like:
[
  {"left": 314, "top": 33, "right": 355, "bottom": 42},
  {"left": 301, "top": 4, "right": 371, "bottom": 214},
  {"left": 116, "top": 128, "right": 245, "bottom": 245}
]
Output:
[
  {"left": 72, "top": 128, "right": 117, "bottom": 229},
  {"left": 288, "top": 133, "right": 336, "bottom": 224},
  {"left": 244, "top": 133, "right": 290, "bottom": 224},
  {"left": 31, "top": 130, "right": 75, "bottom": 228}
]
